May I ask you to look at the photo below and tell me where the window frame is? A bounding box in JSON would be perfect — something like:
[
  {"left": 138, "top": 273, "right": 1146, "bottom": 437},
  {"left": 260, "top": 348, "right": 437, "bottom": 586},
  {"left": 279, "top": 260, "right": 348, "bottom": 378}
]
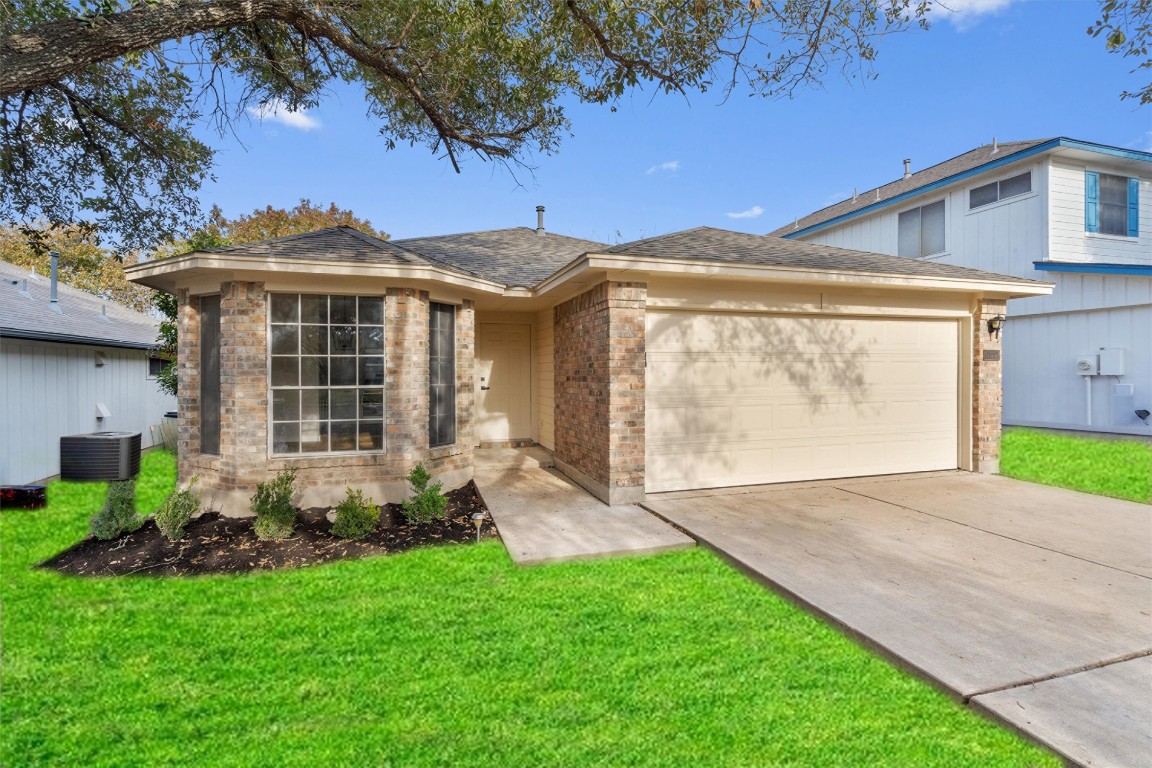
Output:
[
  {"left": 1086, "top": 170, "right": 1140, "bottom": 238},
  {"left": 897, "top": 199, "right": 947, "bottom": 258},
  {"left": 266, "top": 293, "right": 387, "bottom": 458},
  {"left": 428, "top": 302, "right": 457, "bottom": 449},
  {"left": 968, "top": 170, "right": 1033, "bottom": 211}
]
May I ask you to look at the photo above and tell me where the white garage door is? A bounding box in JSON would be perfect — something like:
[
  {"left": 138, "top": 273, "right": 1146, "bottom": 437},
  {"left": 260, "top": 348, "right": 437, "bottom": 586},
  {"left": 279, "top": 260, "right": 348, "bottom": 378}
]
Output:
[{"left": 646, "top": 311, "right": 960, "bottom": 493}]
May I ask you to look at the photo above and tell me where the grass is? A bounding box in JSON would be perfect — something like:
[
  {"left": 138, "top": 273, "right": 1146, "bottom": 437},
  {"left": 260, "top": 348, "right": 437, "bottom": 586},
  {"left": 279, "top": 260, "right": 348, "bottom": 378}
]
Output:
[
  {"left": 0, "top": 452, "right": 1058, "bottom": 767},
  {"left": 1001, "top": 428, "right": 1152, "bottom": 503}
]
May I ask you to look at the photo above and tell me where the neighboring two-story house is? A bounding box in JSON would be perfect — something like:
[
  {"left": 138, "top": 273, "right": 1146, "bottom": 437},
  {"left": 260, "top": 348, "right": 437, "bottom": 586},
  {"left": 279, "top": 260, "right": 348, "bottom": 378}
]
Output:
[{"left": 770, "top": 138, "right": 1152, "bottom": 436}]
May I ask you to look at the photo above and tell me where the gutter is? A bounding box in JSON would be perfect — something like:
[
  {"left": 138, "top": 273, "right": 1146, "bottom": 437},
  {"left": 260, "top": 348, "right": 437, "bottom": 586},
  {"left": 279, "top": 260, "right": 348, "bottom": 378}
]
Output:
[
  {"left": 535, "top": 253, "right": 1052, "bottom": 299},
  {"left": 0, "top": 328, "right": 157, "bottom": 350}
]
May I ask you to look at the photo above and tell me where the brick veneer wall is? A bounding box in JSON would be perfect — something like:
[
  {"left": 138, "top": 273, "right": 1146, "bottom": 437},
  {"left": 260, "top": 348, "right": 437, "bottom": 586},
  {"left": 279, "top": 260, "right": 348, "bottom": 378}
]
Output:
[
  {"left": 179, "top": 284, "right": 474, "bottom": 515},
  {"left": 553, "top": 281, "right": 646, "bottom": 504},
  {"left": 176, "top": 288, "right": 205, "bottom": 485},
  {"left": 972, "top": 298, "right": 1007, "bottom": 473}
]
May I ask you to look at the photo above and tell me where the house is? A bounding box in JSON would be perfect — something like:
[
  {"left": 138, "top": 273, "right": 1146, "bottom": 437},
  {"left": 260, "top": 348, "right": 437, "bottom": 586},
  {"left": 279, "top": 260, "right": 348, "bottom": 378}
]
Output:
[
  {"left": 126, "top": 219, "right": 1050, "bottom": 514},
  {"left": 769, "top": 138, "right": 1152, "bottom": 436},
  {"left": 0, "top": 259, "right": 176, "bottom": 486}
]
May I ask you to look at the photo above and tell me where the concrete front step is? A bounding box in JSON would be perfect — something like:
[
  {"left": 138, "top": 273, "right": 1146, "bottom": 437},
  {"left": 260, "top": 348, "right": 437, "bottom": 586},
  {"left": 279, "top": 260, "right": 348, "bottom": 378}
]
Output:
[{"left": 473, "top": 445, "right": 555, "bottom": 472}]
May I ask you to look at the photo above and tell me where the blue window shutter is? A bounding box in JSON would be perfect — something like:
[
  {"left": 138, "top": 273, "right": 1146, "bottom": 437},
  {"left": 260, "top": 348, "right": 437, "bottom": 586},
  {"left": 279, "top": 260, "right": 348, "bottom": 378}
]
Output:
[
  {"left": 1085, "top": 171, "right": 1099, "bottom": 233},
  {"left": 1128, "top": 177, "right": 1140, "bottom": 237}
]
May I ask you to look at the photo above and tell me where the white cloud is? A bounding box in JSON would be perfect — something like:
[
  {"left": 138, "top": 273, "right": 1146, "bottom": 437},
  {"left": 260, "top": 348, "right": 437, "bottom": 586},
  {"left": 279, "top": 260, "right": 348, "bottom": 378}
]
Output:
[
  {"left": 248, "top": 98, "right": 321, "bottom": 131},
  {"left": 1136, "top": 131, "right": 1152, "bottom": 153},
  {"left": 646, "top": 160, "right": 680, "bottom": 175},
  {"left": 929, "top": 0, "right": 1018, "bottom": 30},
  {"left": 726, "top": 205, "right": 764, "bottom": 220}
]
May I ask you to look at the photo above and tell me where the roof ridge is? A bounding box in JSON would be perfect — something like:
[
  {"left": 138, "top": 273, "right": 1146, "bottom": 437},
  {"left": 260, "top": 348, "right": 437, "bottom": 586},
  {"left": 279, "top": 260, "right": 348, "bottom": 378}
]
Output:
[{"left": 337, "top": 227, "right": 428, "bottom": 264}]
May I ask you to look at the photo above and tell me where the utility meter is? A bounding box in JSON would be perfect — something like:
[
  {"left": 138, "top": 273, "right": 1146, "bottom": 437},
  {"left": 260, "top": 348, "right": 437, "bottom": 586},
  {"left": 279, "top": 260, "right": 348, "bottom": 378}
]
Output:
[{"left": 1075, "top": 355, "right": 1098, "bottom": 376}]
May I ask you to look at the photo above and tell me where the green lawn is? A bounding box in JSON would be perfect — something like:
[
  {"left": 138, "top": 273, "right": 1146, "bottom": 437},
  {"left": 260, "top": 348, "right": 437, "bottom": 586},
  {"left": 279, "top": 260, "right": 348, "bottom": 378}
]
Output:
[
  {"left": 1, "top": 452, "right": 1057, "bottom": 767},
  {"left": 1001, "top": 428, "right": 1152, "bottom": 503}
]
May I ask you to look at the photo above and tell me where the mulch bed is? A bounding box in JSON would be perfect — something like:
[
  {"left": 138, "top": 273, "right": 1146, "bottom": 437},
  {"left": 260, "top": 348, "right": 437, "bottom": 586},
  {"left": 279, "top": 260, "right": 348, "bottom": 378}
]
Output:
[{"left": 39, "top": 482, "right": 496, "bottom": 578}]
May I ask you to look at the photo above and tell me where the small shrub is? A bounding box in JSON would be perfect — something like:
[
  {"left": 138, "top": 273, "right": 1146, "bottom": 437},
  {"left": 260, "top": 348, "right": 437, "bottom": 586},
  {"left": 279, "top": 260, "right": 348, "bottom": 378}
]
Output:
[
  {"left": 331, "top": 487, "right": 378, "bottom": 539},
  {"left": 154, "top": 480, "right": 200, "bottom": 542},
  {"left": 400, "top": 463, "right": 447, "bottom": 524},
  {"left": 251, "top": 469, "right": 298, "bottom": 540},
  {"left": 90, "top": 478, "right": 143, "bottom": 540}
]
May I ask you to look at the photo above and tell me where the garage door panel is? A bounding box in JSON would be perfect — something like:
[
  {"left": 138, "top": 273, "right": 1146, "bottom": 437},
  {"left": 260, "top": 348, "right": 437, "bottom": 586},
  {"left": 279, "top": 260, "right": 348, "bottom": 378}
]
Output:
[{"left": 646, "top": 311, "right": 960, "bottom": 492}]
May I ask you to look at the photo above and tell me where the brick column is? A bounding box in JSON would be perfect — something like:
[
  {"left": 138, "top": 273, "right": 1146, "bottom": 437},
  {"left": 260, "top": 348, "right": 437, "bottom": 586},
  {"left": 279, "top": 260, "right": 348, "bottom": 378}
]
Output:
[
  {"left": 453, "top": 299, "right": 476, "bottom": 461},
  {"left": 386, "top": 287, "right": 429, "bottom": 469},
  {"left": 218, "top": 281, "right": 268, "bottom": 491},
  {"left": 554, "top": 281, "right": 647, "bottom": 505},
  {"left": 972, "top": 298, "right": 1006, "bottom": 474},
  {"left": 176, "top": 287, "right": 200, "bottom": 485}
]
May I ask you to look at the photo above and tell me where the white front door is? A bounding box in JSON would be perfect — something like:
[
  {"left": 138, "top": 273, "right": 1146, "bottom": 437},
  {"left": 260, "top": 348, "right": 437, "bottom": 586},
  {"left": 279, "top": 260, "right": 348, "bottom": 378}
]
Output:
[{"left": 475, "top": 323, "right": 532, "bottom": 443}]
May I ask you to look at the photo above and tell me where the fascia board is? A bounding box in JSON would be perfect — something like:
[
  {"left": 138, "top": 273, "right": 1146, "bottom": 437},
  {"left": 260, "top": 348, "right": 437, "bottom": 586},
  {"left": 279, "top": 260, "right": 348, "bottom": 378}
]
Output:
[
  {"left": 126, "top": 253, "right": 507, "bottom": 294},
  {"left": 579, "top": 254, "right": 1053, "bottom": 298}
]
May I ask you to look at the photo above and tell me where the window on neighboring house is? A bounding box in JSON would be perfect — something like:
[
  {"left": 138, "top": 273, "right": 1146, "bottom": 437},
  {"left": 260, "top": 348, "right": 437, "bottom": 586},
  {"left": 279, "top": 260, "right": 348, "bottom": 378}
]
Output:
[
  {"left": 268, "top": 294, "right": 385, "bottom": 455},
  {"left": 428, "top": 303, "right": 456, "bottom": 448},
  {"left": 148, "top": 356, "right": 166, "bottom": 377},
  {"left": 898, "top": 200, "right": 946, "bottom": 258},
  {"left": 969, "top": 171, "right": 1032, "bottom": 210},
  {"left": 1086, "top": 171, "right": 1140, "bottom": 237}
]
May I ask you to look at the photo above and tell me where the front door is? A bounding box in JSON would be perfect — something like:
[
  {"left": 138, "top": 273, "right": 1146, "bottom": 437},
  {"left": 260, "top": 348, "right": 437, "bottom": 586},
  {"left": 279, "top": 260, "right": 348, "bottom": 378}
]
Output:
[{"left": 475, "top": 323, "right": 532, "bottom": 444}]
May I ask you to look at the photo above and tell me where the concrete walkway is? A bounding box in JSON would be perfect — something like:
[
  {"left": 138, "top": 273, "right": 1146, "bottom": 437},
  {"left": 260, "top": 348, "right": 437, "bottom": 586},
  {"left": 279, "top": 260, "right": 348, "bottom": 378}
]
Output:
[
  {"left": 643, "top": 472, "right": 1152, "bottom": 768},
  {"left": 474, "top": 448, "right": 693, "bottom": 565}
]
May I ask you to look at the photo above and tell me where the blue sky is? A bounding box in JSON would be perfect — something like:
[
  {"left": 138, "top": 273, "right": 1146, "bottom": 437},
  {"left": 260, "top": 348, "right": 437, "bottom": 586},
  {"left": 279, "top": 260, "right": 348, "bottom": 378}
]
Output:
[{"left": 199, "top": 0, "right": 1151, "bottom": 244}]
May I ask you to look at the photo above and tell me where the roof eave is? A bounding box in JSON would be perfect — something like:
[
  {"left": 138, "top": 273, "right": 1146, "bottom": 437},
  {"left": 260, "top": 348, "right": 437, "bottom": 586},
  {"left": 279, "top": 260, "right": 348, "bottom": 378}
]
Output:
[
  {"left": 565, "top": 253, "right": 1052, "bottom": 298},
  {"left": 1, "top": 328, "right": 157, "bottom": 349},
  {"left": 126, "top": 253, "right": 508, "bottom": 294}
]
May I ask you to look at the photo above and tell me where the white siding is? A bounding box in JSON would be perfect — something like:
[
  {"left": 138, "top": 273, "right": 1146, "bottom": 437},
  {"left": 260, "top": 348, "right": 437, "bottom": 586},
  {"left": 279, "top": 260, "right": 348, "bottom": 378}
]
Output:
[
  {"left": 1049, "top": 160, "right": 1152, "bottom": 265},
  {"left": 0, "top": 339, "right": 175, "bottom": 485},
  {"left": 804, "top": 161, "right": 1049, "bottom": 279},
  {"left": 797, "top": 151, "right": 1152, "bottom": 434},
  {"left": 1003, "top": 305, "right": 1152, "bottom": 435},
  {"left": 534, "top": 308, "right": 555, "bottom": 450}
]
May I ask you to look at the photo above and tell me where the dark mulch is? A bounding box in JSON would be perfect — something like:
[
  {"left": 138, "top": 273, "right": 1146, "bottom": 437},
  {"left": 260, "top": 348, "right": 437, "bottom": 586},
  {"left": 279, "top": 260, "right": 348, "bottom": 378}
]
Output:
[{"left": 39, "top": 482, "right": 496, "bottom": 578}]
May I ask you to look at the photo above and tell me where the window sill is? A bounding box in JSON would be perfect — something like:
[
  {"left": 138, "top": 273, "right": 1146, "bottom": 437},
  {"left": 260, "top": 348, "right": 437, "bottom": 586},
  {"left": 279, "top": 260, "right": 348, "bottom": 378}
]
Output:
[
  {"left": 428, "top": 444, "right": 463, "bottom": 461},
  {"left": 1085, "top": 232, "right": 1139, "bottom": 242}
]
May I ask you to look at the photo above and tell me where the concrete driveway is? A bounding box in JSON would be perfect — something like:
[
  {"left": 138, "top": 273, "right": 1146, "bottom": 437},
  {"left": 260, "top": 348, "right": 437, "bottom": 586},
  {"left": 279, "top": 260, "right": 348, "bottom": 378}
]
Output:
[{"left": 642, "top": 472, "right": 1152, "bottom": 768}]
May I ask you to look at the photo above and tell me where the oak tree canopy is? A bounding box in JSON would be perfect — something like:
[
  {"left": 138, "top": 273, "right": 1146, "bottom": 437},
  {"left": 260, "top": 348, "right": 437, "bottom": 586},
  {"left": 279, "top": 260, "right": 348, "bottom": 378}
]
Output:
[
  {"left": 2, "top": 0, "right": 938, "bottom": 251},
  {"left": 2, "top": 1, "right": 1144, "bottom": 253}
]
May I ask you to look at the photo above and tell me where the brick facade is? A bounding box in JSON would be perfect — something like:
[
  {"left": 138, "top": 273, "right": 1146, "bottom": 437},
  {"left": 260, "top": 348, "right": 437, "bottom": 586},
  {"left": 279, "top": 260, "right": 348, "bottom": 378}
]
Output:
[
  {"left": 553, "top": 281, "right": 647, "bottom": 504},
  {"left": 972, "top": 298, "right": 1007, "bottom": 474},
  {"left": 179, "top": 284, "right": 474, "bottom": 515}
]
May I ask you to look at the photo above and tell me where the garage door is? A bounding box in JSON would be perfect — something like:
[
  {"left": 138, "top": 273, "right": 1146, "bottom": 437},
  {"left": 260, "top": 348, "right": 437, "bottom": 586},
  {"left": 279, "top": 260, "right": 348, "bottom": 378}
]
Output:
[{"left": 646, "top": 311, "right": 959, "bottom": 493}]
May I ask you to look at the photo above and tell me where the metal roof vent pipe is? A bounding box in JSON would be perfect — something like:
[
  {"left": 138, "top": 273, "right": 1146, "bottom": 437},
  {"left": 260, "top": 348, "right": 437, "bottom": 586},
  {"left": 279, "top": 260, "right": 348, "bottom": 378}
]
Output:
[
  {"left": 903, "top": 159, "right": 912, "bottom": 180},
  {"left": 49, "top": 250, "right": 62, "bottom": 313},
  {"left": 535, "top": 205, "right": 546, "bottom": 236}
]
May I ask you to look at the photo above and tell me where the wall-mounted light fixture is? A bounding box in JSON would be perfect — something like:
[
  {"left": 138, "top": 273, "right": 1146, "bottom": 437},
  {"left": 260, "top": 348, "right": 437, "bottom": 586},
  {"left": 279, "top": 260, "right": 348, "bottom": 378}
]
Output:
[{"left": 987, "top": 315, "right": 1005, "bottom": 339}]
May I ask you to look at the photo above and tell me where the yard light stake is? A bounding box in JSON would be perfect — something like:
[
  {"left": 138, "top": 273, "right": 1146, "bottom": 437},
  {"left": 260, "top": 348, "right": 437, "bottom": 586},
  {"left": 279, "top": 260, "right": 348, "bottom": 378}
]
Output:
[{"left": 471, "top": 512, "right": 485, "bottom": 543}]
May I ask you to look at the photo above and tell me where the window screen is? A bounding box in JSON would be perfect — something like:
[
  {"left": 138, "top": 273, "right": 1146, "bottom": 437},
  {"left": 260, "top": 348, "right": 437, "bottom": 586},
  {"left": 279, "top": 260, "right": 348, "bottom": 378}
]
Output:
[
  {"left": 898, "top": 201, "right": 945, "bottom": 257},
  {"left": 428, "top": 303, "right": 456, "bottom": 448},
  {"left": 970, "top": 172, "right": 1032, "bottom": 210},
  {"left": 269, "top": 294, "right": 385, "bottom": 454}
]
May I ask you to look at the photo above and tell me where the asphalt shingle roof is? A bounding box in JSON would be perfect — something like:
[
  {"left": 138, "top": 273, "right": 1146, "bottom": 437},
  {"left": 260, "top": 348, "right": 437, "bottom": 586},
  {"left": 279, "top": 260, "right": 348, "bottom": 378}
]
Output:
[
  {"left": 393, "top": 228, "right": 606, "bottom": 288},
  {"left": 0, "top": 260, "right": 161, "bottom": 349},
  {"left": 767, "top": 138, "right": 1055, "bottom": 237},
  {"left": 202, "top": 226, "right": 427, "bottom": 265},
  {"left": 607, "top": 227, "right": 1048, "bottom": 284}
]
